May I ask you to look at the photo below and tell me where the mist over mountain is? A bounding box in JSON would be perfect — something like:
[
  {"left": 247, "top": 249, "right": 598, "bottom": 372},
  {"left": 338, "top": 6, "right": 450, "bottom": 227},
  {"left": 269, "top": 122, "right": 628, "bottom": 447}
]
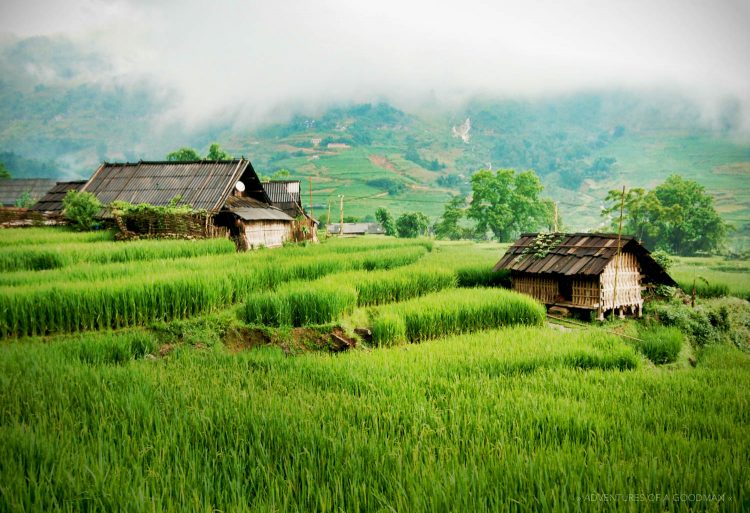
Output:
[{"left": 1, "top": 0, "right": 749, "bottom": 239}]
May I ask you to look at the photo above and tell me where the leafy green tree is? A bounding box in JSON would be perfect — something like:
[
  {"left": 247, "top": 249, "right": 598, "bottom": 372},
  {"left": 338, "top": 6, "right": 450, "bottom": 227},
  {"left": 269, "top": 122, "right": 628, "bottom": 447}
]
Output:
[
  {"left": 603, "top": 175, "right": 729, "bottom": 255},
  {"left": 206, "top": 143, "right": 232, "bottom": 160},
  {"left": 63, "top": 190, "right": 102, "bottom": 231},
  {"left": 0, "top": 162, "right": 10, "bottom": 179},
  {"left": 434, "top": 196, "right": 466, "bottom": 240},
  {"left": 396, "top": 211, "right": 429, "bottom": 238},
  {"left": 467, "top": 168, "right": 551, "bottom": 241},
  {"left": 166, "top": 147, "right": 201, "bottom": 161},
  {"left": 375, "top": 207, "right": 396, "bottom": 236}
]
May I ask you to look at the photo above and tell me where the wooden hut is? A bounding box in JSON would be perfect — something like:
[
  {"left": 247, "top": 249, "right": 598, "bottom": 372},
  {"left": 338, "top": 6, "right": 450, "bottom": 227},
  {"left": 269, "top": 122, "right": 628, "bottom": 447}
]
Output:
[
  {"left": 80, "top": 159, "right": 313, "bottom": 248},
  {"left": 493, "top": 233, "right": 676, "bottom": 320}
]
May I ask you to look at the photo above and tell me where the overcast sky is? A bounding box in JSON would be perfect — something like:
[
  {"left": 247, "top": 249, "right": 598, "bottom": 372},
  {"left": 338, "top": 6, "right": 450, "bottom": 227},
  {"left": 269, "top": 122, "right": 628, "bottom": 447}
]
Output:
[{"left": 1, "top": 0, "right": 749, "bottom": 126}]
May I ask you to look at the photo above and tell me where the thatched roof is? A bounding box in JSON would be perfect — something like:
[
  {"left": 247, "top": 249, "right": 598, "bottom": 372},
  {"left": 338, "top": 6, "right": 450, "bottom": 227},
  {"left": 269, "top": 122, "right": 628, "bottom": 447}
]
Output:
[{"left": 493, "top": 233, "right": 676, "bottom": 285}]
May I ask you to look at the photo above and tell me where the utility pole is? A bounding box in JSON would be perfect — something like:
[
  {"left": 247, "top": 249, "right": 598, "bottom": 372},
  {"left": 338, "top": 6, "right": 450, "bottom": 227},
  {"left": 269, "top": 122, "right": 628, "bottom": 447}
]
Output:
[
  {"left": 611, "top": 186, "right": 626, "bottom": 320},
  {"left": 553, "top": 202, "right": 559, "bottom": 233},
  {"left": 339, "top": 195, "right": 344, "bottom": 236},
  {"left": 309, "top": 177, "right": 313, "bottom": 219}
]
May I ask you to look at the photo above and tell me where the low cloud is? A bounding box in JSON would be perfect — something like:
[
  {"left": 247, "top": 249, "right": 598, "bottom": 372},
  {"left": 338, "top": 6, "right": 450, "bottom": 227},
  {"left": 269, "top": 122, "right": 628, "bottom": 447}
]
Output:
[{"left": 1, "top": 0, "right": 749, "bottom": 129}]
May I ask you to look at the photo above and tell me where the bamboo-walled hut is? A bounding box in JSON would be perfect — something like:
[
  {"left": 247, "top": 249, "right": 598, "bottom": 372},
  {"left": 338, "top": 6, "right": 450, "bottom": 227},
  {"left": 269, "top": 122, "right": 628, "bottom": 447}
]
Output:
[{"left": 493, "top": 233, "right": 676, "bottom": 320}]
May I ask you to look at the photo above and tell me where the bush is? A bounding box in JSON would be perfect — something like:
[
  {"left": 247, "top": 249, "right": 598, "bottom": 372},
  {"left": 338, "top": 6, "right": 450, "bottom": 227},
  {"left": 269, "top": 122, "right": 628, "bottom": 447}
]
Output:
[
  {"left": 647, "top": 298, "right": 748, "bottom": 348},
  {"left": 636, "top": 326, "right": 683, "bottom": 364},
  {"left": 63, "top": 190, "right": 102, "bottom": 231}
]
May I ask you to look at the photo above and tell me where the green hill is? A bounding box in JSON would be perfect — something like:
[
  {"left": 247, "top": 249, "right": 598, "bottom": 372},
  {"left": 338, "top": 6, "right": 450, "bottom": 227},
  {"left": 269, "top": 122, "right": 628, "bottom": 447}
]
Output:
[{"left": 1, "top": 36, "right": 748, "bottom": 247}]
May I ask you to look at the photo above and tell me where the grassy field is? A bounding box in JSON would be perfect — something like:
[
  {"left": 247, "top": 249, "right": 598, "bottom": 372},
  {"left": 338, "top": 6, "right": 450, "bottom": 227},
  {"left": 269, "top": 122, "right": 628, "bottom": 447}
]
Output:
[{"left": 1, "top": 229, "right": 749, "bottom": 512}]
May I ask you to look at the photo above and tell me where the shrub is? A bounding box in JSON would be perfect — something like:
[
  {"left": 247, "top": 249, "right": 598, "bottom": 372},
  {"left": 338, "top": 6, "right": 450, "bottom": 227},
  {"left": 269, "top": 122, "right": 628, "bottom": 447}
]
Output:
[
  {"left": 636, "top": 326, "right": 683, "bottom": 364},
  {"left": 63, "top": 190, "right": 102, "bottom": 231}
]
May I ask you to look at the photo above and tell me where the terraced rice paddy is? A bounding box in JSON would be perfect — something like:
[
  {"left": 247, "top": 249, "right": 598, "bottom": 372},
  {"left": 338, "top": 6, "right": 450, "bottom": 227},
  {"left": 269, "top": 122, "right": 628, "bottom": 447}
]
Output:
[{"left": 0, "top": 228, "right": 748, "bottom": 512}]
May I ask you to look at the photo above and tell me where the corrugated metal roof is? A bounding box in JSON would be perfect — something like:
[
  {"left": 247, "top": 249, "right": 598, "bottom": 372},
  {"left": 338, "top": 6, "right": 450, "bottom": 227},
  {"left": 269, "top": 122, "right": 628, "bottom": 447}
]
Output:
[
  {"left": 81, "top": 159, "right": 267, "bottom": 212},
  {"left": 327, "top": 223, "right": 385, "bottom": 235},
  {"left": 30, "top": 180, "right": 87, "bottom": 212},
  {"left": 223, "top": 195, "right": 294, "bottom": 222},
  {"left": 0, "top": 179, "right": 57, "bottom": 206},
  {"left": 493, "top": 232, "right": 676, "bottom": 285},
  {"left": 262, "top": 181, "right": 302, "bottom": 217}
]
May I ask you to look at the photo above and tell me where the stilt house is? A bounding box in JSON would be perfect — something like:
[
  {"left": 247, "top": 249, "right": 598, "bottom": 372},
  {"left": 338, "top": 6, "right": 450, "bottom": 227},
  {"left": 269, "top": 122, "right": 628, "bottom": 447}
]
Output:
[
  {"left": 81, "top": 159, "right": 315, "bottom": 249},
  {"left": 493, "top": 233, "right": 676, "bottom": 319}
]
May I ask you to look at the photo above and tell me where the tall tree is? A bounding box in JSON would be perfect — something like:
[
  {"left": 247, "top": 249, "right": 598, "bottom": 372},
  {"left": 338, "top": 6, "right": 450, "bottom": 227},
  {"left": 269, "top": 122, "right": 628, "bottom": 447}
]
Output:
[
  {"left": 434, "top": 196, "right": 466, "bottom": 240},
  {"left": 467, "top": 168, "right": 551, "bottom": 241},
  {"left": 375, "top": 207, "right": 396, "bottom": 236},
  {"left": 602, "top": 175, "right": 729, "bottom": 255},
  {"left": 0, "top": 162, "right": 10, "bottom": 179}
]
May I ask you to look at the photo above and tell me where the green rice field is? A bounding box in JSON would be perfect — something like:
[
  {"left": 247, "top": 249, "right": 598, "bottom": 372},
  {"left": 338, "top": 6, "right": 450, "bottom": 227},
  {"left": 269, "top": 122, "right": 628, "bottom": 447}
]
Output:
[{"left": 1, "top": 228, "right": 749, "bottom": 512}]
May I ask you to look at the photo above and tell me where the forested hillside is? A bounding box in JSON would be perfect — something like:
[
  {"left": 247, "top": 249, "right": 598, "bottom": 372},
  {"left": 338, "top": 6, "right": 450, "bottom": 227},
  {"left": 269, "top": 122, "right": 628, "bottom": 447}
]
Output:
[{"left": 1, "top": 36, "right": 748, "bottom": 242}]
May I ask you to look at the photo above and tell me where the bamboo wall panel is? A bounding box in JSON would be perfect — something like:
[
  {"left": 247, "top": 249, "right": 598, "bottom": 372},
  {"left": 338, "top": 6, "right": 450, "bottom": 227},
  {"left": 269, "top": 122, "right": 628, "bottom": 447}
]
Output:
[
  {"left": 513, "top": 275, "right": 558, "bottom": 304},
  {"left": 244, "top": 221, "right": 293, "bottom": 248},
  {"left": 600, "top": 252, "right": 642, "bottom": 311},
  {"left": 572, "top": 279, "right": 600, "bottom": 307}
]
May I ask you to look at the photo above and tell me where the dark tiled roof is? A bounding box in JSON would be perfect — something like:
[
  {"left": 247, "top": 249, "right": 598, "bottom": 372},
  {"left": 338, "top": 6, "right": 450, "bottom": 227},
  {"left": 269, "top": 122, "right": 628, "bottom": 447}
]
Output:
[
  {"left": 81, "top": 159, "right": 268, "bottom": 212},
  {"left": 30, "top": 180, "right": 87, "bottom": 212},
  {"left": 493, "top": 232, "right": 676, "bottom": 285},
  {"left": 0, "top": 179, "right": 57, "bottom": 206}
]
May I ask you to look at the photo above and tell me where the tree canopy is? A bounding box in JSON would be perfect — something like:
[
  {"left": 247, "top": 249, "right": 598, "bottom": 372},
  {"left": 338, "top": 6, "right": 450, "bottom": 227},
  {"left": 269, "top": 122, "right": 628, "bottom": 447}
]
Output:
[
  {"left": 602, "top": 175, "right": 729, "bottom": 255},
  {"left": 396, "top": 211, "right": 429, "bottom": 238},
  {"left": 0, "top": 162, "right": 10, "bottom": 179},
  {"left": 375, "top": 207, "right": 396, "bottom": 236},
  {"left": 166, "top": 143, "right": 232, "bottom": 162},
  {"left": 434, "top": 196, "right": 467, "bottom": 240},
  {"left": 206, "top": 143, "right": 231, "bottom": 160},
  {"left": 467, "top": 168, "right": 552, "bottom": 242}
]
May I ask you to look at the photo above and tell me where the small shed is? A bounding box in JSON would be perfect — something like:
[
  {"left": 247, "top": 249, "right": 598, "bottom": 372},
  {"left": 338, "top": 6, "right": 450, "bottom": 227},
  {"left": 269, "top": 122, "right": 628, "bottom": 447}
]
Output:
[
  {"left": 327, "top": 222, "right": 385, "bottom": 236},
  {"left": 493, "top": 233, "right": 676, "bottom": 319},
  {"left": 220, "top": 196, "right": 294, "bottom": 249}
]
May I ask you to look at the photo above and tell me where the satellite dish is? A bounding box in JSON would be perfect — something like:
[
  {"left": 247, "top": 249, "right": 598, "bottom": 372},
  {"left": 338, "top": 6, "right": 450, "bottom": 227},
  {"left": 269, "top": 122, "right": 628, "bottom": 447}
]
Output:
[{"left": 235, "top": 181, "right": 246, "bottom": 192}]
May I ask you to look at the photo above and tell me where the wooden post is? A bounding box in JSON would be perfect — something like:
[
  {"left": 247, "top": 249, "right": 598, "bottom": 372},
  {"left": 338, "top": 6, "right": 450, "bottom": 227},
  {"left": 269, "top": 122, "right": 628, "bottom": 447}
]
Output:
[
  {"left": 339, "top": 195, "right": 344, "bottom": 236},
  {"left": 611, "top": 186, "right": 625, "bottom": 320},
  {"left": 309, "top": 176, "right": 314, "bottom": 220}
]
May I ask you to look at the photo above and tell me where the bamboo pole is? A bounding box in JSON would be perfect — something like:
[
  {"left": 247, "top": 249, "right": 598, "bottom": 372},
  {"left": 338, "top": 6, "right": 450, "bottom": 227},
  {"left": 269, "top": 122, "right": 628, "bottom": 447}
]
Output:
[{"left": 611, "top": 186, "right": 625, "bottom": 319}]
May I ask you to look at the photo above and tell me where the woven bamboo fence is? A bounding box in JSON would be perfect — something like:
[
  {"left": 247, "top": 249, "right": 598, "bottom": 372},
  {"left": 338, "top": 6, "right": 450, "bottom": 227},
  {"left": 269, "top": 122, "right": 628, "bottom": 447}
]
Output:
[{"left": 600, "top": 252, "right": 642, "bottom": 312}]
